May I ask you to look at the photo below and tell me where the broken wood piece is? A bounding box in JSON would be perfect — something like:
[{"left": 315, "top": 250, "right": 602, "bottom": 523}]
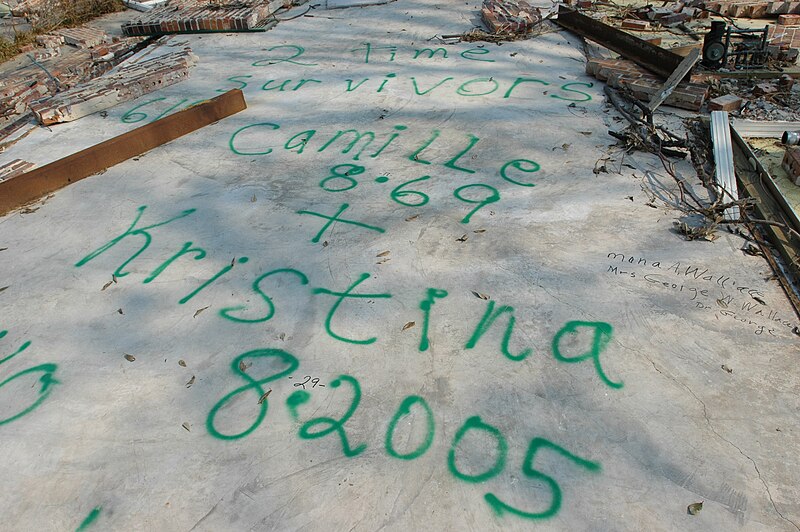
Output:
[
  {"left": 0, "top": 89, "right": 247, "bottom": 216},
  {"left": 710, "top": 111, "right": 740, "bottom": 220},
  {"left": 646, "top": 47, "right": 701, "bottom": 113}
]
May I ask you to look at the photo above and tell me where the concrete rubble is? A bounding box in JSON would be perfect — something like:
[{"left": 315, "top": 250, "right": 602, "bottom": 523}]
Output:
[
  {"left": 121, "top": 0, "right": 290, "bottom": 36},
  {"left": 481, "top": 0, "right": 542, "bottom": 35},
  {"left": 1, "top": 30, "right": 149, "bottom": 138},
  {"left": 29, "top": 46, "right": 197, "bottom": 125}
]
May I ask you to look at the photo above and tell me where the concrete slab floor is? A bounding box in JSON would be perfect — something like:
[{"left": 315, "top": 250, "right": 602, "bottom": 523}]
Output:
[{"left": 0, "top": 1, "right": 798, "bottom": 530}]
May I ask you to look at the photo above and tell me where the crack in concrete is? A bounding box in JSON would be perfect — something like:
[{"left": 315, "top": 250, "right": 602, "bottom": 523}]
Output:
[{"left": 617, "top": 339, "right": 800, "bottom": 531}]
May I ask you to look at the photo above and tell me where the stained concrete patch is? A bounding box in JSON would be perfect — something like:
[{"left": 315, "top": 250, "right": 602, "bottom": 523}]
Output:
[{"left": 0, "top": 1, "right": 798, "bottom": 530}]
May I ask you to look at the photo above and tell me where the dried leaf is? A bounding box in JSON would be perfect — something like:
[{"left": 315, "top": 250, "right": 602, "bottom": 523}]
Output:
[
  {"left": 322, "top": 240, "right": 329, "bottom": 247},
  {"left": 402, "top": 321, "right": 415, "bottom": 331},
  {"left": 193, "top": 305, "right": 210, "bottom": 318},
  {"left": 579, "top": 131, "right": 592, "bottom": 136},
  {"left": 0, "top": 248, "right": 7, "bottom": 252},
  {"left": 376, "top": 258, "right": 390, "bottom": 265},
  {"left": 405, "top": 214, "right": 419, "bottom": 222},
  {"left": 178, "top": 359, "right": 187, "bottom": 367},
  {"left": 473, "top": 229, "right": 486, "bottom": 233},
  {"left": 117, "top": 308, "right": 124, "bottom": 314},
  {"left": 472, "top": 291, "right": 490, "bottom": 300},
  {"left": 239, "top": 360, "right": 251, "bottom": 372},
  {"left": 687, "top": 502, "right": 703, "bottom": 515},
  {"left": 721, "top": 365, "right": 732, "bottom": 374},
  {"left": 625, "top": 196, "right": 634, "bottom": 201},
  {"left": 376, "top": 250, "right": 391, "bottom": 257},
  {"left": 279, "top": 332, "right": 285, "bottom": 341},
  {"left": 101, "top": 280, "right": 113, "bottom": 291},
  {"left": 456, "top": 234, "right": 468, "bottom": 242},
  {"left": 124, "top": 354, "right": 136, "bottom": 362},
  {"left": 0, "top": 286, "right": 8, "bottom": 293},
  {"left": 182, "top": 422, "right": 191, "bottom": 432},
  {"left": 258, "top": 389, "right": 272, "bottom": 404},
  {"left": 186, "top": 375, "right": 195, "bottom": 388},
  {"left": 250, "top": 194, "right": 257, "bottom": 202},
  {"left": 561, "top": 143, "right": 571, "bottom": 151}
]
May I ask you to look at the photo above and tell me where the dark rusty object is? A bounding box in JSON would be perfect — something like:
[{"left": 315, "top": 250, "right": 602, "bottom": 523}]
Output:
[
  {"left": 555, "top": 6, "right": 684, "bottom": 79},
  {"left": 0, "top": 89, "right": 247, "bottom": 216}
]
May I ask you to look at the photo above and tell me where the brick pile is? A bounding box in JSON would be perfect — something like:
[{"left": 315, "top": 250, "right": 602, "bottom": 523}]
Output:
[
  {"left": 784, "top": 147, "right": 800, "bottom": 184},
  {"left": 121, "top": 0, "right": 288, "bottom": 36},
  {"left": 0, "top": 37, "right": 145, "bottom": 139},
  {"left": 30, "top": 48, "right": 197, "bottom": 125},
  {"left": 701, "top": 0, "right": 800, "bottom": 18},
  {"left": 56, "top": 26, "right": 110, "bottom": 49},
  {"left": 769, "top": 23, "right": 800, "bottom": 47},
  {"left": 0, "top": 159, "right": 35, "bottom": 182},
  {"left": 481, "top": 0, "right": 542, "bottom": 34},
  {"left": 586, "top": 58, "right": 709, "bottom": 111}
]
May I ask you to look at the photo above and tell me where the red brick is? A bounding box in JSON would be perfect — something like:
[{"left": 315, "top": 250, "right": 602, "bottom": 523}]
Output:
[
  {"left": 783, "top": 147, "right": 800, "bottom": 183},
  {"left": 708, "top": 94, "right": 743, "bottom": 111},
  {"left": 621, "top": 19, "right": 651, "bottom": 30},
  {"left": 660, "top": 12, "right": 691, "bottom": 25}
]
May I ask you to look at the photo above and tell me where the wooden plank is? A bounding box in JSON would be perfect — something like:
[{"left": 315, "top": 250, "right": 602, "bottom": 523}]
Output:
[
  {"left": 646, "top": 47, "right": 701, "bottom": 113},
  {"left": 0, "top": 89, "right": 247, "bottom": 216}
]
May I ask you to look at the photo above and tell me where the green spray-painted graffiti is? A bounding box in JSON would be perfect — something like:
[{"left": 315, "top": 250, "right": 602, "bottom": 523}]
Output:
[
  {"left": 206, "top": 349, "right": 299, "bottom": 440},
  {"left": 448, "top": 415, "right": 508, "bottom": 483},
  {"left": 75, "top": 205, "right": 196, "bottom": 278},
  {"left": 75, "top": 506, "right": 102, "bottom": 531},
  {"left": 205, "top": 346, "right": 603, "bottom": 522},
  {"left": 484, "top": 438, "right": 601, "bottom": 519},
  {"left": 312, "top": 273, "right": 392, "bottom": 345},
  {"left": 288, "top": 374, "right": 366, "bottom": 457},
  {"left": 385, "top": 395, "right": 434, "bottom": 460},
  {"left": 465, "top": 301, "right": 532, "bottom": 361},
  {"left": 552, "top": 321, "right": 622, "bottom": 389},
  {"left": 0, "top": 330, "right": 59, "bottom": 426}
]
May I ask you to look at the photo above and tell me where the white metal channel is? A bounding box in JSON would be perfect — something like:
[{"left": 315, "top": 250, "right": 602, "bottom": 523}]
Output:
[{"left": 711, "top": 111, "right": 740, "bottom": 220}]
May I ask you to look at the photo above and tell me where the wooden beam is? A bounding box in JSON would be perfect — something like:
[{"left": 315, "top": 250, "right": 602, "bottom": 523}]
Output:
[
  {"left": 646, "top": 47, "right": 701, "bottom": 113},
  {"left": 0, "top": 89, "right": 247, "bottom": 216}
]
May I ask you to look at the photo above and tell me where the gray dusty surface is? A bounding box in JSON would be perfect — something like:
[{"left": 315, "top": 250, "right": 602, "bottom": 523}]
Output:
[{"left": 0, "top": 1, "right": 798, "bottom": 530}]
